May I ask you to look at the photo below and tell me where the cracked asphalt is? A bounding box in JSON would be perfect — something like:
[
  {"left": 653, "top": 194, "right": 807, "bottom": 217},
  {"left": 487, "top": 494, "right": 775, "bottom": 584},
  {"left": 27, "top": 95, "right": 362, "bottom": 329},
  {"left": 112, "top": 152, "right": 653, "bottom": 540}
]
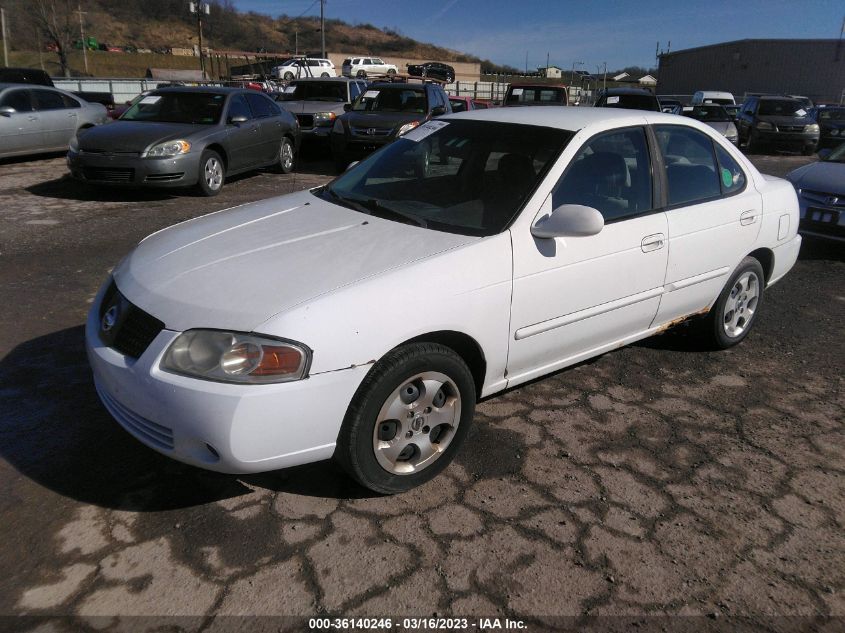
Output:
[{"left": 0, "top": 148, "right": 842, "bottom": 632}]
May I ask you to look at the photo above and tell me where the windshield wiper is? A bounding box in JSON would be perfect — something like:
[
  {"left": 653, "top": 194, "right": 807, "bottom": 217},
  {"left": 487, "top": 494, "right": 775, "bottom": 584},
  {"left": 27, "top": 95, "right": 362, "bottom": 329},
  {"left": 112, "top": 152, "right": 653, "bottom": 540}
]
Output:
[{"left": 323, "top": 189, "right": 427, "bottom": 228}]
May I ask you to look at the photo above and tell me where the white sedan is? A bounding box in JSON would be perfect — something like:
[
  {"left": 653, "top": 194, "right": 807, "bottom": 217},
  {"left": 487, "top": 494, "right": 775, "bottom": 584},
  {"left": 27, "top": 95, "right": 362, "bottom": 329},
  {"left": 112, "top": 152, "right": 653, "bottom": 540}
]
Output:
[{"left": 87, "top": 108, "right": 801, "bottom": 493}]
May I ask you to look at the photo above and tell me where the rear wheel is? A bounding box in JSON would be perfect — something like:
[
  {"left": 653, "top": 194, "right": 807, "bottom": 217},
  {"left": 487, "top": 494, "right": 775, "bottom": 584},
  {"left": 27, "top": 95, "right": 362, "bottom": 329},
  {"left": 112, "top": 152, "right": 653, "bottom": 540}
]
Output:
[
  {"left": 334, "top": 343, "right": 475, "bottom": 494},
  {"left": 746, "top": 130, "right": 760, "bottom": 153},
  {"left": 197, "top": 150, "right": 224, "bottom": 196},
  {"left": 356, "top": 70, "right": 367, "bottom": 79},
  {"left": 387, "top": 68, "right": 396, "bottom": 77},
  {"left": 283, "top": 71, "right": 294, "bottom": 80},
  {"left": 699, "top": 256, "right": 764, "bottom": 349},
  {"left": 321, "top": 72, "right": 330, "bottom": 78}
]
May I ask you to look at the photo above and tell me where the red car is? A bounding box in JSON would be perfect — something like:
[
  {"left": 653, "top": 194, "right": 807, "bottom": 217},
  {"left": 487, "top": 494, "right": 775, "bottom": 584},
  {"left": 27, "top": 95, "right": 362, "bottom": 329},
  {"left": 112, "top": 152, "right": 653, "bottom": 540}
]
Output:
[{"left": 447, "top": 96, "right": 491, "bottom": 113}]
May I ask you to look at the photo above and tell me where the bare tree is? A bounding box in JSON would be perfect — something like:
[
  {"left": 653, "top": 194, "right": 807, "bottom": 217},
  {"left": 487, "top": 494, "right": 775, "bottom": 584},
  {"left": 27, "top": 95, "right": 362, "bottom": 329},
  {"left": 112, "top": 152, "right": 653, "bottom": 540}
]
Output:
[{"left": 32, "top": 0, "right": 76, "bottom": 77}]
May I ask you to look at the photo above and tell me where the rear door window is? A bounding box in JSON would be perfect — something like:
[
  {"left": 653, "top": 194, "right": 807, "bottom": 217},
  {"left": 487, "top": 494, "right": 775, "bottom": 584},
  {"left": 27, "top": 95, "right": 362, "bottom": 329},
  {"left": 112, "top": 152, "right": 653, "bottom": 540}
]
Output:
[
  {"left": 654, "top": 125, "right": 722, "bottom": 206},
  {"left": 245, "top": 92, "right": 274, "bottom": 118},
  {"left": 33, "top": 89, "right": 66, "bottom": 110},
  {"left": 713, "top": 144, "right": 746, "bottom": 195},
  {"left": 228, "top": 94, "right": 252, "bottom": 121},
  {"left": 0, "top": 89, "right": 33, "bottom": 112}
]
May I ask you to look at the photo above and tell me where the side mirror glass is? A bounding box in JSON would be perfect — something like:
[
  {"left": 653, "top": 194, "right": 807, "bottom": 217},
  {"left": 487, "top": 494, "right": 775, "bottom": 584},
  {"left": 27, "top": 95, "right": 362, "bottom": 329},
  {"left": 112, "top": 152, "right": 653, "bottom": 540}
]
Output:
[
  {"left": 531, "top": 204, "right": 604, "bottom": 239},
  {"left": 228, "top": 114, "right": 249, "bottom": 124},
  {"left": 431, "top": 105, "right": 446, "bottom": 117},
  {"left": 0, "top": 106, "right": 16, "bottom": 116},
  {"left": 343, "top": 103, "right": 353, "bottom": 112}
]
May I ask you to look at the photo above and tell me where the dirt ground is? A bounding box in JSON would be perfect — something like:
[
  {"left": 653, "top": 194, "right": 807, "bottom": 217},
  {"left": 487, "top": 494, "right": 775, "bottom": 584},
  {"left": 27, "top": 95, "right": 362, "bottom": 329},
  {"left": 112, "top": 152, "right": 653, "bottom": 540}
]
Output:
[{"left": 0, "top": 148, "right": 842, "bottom": 633}]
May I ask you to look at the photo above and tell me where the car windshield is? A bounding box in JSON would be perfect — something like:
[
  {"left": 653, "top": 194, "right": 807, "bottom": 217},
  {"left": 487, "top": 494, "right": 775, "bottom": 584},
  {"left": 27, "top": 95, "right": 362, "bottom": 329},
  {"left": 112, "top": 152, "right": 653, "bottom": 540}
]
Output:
[
  {"left": 680, "top": 105, "right": 731, "bottom": 122},
  {"left": 602, "top": 94, "right": 658, "bottom": 111},
  {"left": 824, "top": 143, "right": 845, "bottom": 163},
  {"left": 758, "top": 99, "right": 805, "bottom": 117},
  {"left": 287, "top": 82, "right": 346, "bottom": 102},
  {"left": 506, "top": 87, "right": 566, "bottom": 104},
  {"left": 353, "top": 87, "right": 426, "bottom": 113},
  {"left": 819, "top": 108, "right": 845, "bottom": 121},
  {"left": 315, "top": 120, "right": 572, "bottom": 237},
  {"left": 120, "top": 92, "right": 225, "bottom": 124}
]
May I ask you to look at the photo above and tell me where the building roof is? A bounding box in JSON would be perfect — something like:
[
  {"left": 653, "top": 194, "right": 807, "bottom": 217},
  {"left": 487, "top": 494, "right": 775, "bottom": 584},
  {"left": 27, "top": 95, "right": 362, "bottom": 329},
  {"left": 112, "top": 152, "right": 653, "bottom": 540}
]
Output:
[{"left": 659, "top": 38, "right": 842, "bottom": 58}]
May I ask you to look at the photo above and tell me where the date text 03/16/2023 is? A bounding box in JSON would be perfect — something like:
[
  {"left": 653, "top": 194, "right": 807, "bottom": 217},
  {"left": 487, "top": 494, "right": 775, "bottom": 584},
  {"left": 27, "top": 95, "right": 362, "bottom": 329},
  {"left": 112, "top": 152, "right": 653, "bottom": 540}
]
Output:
[{"left": 308, "top": 617, "right": 528, "bottom": 630}]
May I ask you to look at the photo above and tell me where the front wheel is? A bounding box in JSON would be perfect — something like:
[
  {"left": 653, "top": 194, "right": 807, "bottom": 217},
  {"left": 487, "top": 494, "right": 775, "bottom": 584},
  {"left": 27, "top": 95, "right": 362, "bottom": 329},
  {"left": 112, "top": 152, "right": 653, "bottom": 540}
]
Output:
[
  {"left": 334, "top": 343, "right": 476, "bottom": 494},
  {"left": 387, "top": 68, "right": 396, "bottom": 77},
  {"left": 700, "top": 256, "right": 765, "bottom": 349},
  {"left": 356, "top": 70, "right": 367, "bottom": 79},
  {"left": 283, "top": 71, "right": 294, "bottom": 80},
  {"left": 197, "top": 150, "right": 224, "bottom": 196},
  {"left": 320, "top": 72, "right": 329, "bottom": 78},
  {"left": 274, "top": 136, "right": 295, "bottom": 174}
]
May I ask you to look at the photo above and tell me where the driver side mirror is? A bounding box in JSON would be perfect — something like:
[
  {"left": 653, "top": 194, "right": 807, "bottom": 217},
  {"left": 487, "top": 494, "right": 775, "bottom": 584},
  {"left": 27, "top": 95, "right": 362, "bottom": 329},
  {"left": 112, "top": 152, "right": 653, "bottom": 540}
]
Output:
[
  {"left": 0, "top": 106, "right": 15, "bottom": 117},
  {"left": 431, "top": 105, "right": 447, "bottom": 117},
  {"left": 531, "top": 204, "right": 604, "bottom": 239},
  {"left": 343, "top": 103, "right": 353, "bottom": 112},
  {"left": 227, "top": 114, "right": 249, "bottom": 124}
]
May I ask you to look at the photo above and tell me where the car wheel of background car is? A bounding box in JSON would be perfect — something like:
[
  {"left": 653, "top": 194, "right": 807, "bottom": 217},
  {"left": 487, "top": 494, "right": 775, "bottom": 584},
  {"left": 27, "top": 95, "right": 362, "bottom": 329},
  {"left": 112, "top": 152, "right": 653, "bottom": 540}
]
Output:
[
  {"left": 700, "top": 256, "right": 765, "bottom": 349},
  {"left": 274, "top": 137, "right": 295, "bottom": 174},
  {"left": 197, "top": 150, "right": 225, "bottom": 197},
  {"left": 356, "top": 70, "right": 367, "bottom": 79},
  {"left": 321, "top": 72, "right": 329, "bottom": 77},
  {"left": 334, "top": 342, "right": 475, "bottom": 494},
  {"left": 746, "top": 130, "right": 760, "bottom": 154},
  {"left": 387, "top": 69, "right": 396, "bottom": 77},
  {"left": 283, "top": 71, "right": 294, "bottom": 80}
]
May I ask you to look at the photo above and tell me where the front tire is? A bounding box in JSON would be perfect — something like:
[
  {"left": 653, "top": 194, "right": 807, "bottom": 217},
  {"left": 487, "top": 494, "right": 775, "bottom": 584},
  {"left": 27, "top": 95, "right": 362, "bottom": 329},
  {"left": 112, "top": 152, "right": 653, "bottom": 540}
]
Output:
[
  {"left": 387, "top": 68, "right": 396, "bottom": 77},
  {"left": 334, "top": 343, "right": 476, "bottom": 494},
  {"left": 356, "top": 70, "right": 367, "bottom": 79},
  {"left": 700, "top": 256, "right": 765, "bottom": 349},
  {"left": 283, "top": 71, "right": 294, "bottom": 80},
  {"left": 197, "top": 150, "right": 224, "bottom": 196}
]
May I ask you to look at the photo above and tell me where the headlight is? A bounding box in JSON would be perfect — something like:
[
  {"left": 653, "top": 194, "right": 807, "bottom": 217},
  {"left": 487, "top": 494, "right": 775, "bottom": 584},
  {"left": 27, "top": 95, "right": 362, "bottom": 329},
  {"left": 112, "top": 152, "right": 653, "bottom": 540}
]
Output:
[
  {"left": 313, "top": 111, "right": 337, "bottom": 126},
  {"left": 332, "top": 117, "right": 344, "bottom": 133},
  {"left": 146, "top": 140, "right": 191, "bottom": 158},
  {"left": 397, "top": 121, "right": 421, "bottom": 136},
  {"left": 161, "top": 330, "right": 310, "bottom": 384},
  {"left": 756, "top": 121, "right": 773, "bottom": 131},
  {"left": 805, "top": 123, "right": 819, "bottom": 133}
]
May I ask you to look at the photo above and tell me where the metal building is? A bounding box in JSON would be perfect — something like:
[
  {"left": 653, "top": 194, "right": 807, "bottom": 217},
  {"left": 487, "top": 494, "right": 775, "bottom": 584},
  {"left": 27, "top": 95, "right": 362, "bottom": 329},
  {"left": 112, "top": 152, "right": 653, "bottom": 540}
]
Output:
[{"left": 657, "top": 39, "right": 845, "bottom": 103}]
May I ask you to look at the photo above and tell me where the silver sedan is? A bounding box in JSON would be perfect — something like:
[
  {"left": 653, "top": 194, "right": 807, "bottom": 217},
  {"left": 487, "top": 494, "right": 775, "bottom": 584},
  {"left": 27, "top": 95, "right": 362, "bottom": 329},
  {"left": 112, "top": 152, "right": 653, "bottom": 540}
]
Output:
[{"left": 0, "top": 83, "right": 109, "bottom": 159}]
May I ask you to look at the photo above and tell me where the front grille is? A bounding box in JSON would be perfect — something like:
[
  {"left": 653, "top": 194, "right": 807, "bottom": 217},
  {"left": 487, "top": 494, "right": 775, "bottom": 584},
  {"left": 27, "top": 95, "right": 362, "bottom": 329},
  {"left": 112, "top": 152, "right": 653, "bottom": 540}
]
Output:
[
  {"left": 777, "top": 125, "right": 805, "bottom": 133},
  {"left": 801, "top": 190, "right": 845, "bottom": 208},
  {"left": 145, "top": 173, "right": 184, "bottom": 182},
  {"left": 95, "top": 380, "right": 175, "bottom": 450},
  {"left": 83, "top": 167, "right": 135, "bottom": 183},
  {"left": 99, "top": 281, "right": 165, "bottom": 359},
  {"left": 350, "top": 126, "right": 392, "bottom": 137},
  {"left": 296, "top": 114, "right": 314, "bottom": 129}
]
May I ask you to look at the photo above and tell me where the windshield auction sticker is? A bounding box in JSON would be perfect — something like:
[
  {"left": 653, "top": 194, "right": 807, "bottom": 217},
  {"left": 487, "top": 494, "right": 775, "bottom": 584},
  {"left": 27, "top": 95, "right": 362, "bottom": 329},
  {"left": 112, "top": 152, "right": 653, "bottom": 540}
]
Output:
[
  {"left": 363, "top": 90, "right": 380, "bottom": 99},
  {"left": 140, "top": 96, "right": 162, "bottom": 104},
  {"left": 403, "top": 120, "right": 449, "bottom": 142}
]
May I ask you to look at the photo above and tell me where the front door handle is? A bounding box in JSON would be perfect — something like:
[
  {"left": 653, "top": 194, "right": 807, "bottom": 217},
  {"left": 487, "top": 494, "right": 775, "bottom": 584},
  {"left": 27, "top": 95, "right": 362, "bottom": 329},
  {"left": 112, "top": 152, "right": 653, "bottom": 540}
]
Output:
[
  {"left": 641, "top": 233, "right": 665, "bottom": 252},
  {"left": 27, "top": 115, "right": 38, "bottom": 121},
  {"left": 740, "top": 210, "right": 758, "bottom": 225}
]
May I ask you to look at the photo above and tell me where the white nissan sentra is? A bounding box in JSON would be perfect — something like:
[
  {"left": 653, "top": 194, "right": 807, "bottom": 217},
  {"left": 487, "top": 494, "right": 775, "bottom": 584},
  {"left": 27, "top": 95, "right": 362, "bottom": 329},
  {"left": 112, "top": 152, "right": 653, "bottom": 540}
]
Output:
[{"left": 87, "top": 107, "right": 801, "bottom": 493}]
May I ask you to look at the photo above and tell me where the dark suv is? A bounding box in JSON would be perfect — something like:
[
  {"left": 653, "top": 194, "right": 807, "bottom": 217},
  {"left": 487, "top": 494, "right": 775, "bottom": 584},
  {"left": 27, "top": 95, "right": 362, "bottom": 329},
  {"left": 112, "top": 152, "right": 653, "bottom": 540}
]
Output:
[
  {"left": 330, "top": 81, "right": 451, "bottom": 171},
  {"left": 594, "top": 88, "right": 660, "bottom": 111},
  {"left": 736, "top": 96, "right": 819, "bottom": 155},
  {"left": 406, "top": 62, "right": 455, "bottom": 83}
]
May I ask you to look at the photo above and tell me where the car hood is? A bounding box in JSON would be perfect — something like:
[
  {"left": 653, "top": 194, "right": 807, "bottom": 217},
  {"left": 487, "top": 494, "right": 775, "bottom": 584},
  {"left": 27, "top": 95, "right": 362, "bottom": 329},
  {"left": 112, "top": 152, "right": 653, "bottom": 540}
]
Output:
[
  {"left": 786, "top": 161, "right": 845, "bottom": 194},
  {"left": 78, "top": 121, "right": 210, "bottom": 152},
  {"left": 114, "top": 189, "right": 477, "bottom": 332},
  {"left": 279, "top": 100, "right": 346, "bottom": 115},
  {"left": 343, "top": 111, "right": 425, "bottom": 132}
]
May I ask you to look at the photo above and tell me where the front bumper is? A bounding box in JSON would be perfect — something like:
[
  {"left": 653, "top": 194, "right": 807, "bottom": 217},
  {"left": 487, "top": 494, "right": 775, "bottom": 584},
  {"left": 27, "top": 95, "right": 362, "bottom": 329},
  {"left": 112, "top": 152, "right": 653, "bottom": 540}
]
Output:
[
  {"left": 85, "top": 282, "right": 371, "bottom": 474},
  {"left": 797, "top": 195, "right": 845, "bottom": 242},
  {"left": 753, "top": 130, "right": 818, "bottom": 151},
  {"left": 330, "top": 131, "right": 392, "bottom": 162},
  {"left": 68, "top": 150, "right": 202, "bottom": 188}
]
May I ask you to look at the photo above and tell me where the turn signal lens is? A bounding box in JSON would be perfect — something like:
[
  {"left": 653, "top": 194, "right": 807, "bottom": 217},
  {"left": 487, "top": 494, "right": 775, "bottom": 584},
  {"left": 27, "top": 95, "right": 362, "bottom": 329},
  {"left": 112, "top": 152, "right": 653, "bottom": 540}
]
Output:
[
  {"left": 397, "top": 121, "right": 421, "bottom": 136},
  {"left": 162, "top": 330, "right": 310, "bottom": 384}
]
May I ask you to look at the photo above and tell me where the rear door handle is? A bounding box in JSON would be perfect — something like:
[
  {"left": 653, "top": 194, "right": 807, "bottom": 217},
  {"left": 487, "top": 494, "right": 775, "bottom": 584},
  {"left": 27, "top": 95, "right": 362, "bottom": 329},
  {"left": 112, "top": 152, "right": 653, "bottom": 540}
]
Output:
[
  {"left": 27, "top": 115, "right": 38, "bottom": 121},
  {"left": 740, "top": 210, "right": 758, "bottom": 225},
  {"left": 641, "top": 233, "right": 665, "bottom": 252}
]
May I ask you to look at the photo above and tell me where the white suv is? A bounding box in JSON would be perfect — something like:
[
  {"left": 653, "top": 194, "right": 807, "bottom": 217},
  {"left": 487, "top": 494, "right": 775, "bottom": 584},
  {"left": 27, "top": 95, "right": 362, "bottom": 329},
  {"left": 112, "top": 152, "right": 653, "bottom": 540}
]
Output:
[
  {"left": 273, "top": 58, "right": 336, "bottom": 80},
  {"left": 341, "top": 57, "right": 398, "bottom": 79}
]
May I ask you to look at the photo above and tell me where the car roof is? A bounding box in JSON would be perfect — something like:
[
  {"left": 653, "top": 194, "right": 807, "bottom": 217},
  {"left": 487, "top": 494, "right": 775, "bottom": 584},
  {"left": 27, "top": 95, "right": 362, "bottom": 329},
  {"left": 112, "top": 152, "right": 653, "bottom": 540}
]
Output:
[
  {"left": 370, "top": 82, "right": 427, "bottom": 90},
  {"left": 447, "top": 105, "right": 696, "bottom": 133},
  {"left": 291, "top": 77, "right": 358, "bottom": 83}
]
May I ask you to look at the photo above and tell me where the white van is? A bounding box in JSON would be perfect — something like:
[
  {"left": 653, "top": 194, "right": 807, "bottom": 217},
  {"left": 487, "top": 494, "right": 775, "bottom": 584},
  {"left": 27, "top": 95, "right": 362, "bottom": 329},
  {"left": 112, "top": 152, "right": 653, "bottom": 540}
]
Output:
[
  {"left": 691, "top": 90, "right": 736, "bottom": 105},
  {"left": 273, "top": 58, "right": 336, "bottom": 80}
]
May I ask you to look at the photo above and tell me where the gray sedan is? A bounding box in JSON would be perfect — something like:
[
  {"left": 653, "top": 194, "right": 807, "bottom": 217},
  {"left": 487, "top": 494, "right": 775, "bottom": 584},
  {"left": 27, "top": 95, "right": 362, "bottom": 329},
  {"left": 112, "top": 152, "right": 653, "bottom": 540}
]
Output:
[
  {"left": 0, "top": 83, "right": 108, "bottom": 159},
  {"left": 786, "top": 143, "right": 845, "bottom": 242},
  {"left": 68, "top": 87, "right": 300, "bottom": 196}
]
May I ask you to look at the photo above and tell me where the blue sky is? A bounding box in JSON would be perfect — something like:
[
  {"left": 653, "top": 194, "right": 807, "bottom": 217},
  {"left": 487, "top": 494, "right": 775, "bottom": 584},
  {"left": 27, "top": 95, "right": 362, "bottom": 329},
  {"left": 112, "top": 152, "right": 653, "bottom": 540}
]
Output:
[{"left": 232, "top": 0, "right": 844, "bottom": 71}]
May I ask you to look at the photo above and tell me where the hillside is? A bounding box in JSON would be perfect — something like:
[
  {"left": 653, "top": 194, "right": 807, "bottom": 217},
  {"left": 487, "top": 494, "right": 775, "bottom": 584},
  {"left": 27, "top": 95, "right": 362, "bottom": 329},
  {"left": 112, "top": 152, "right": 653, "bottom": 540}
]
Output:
[{"left": 0, "top": 0, "right": 494, "bottom": 77}]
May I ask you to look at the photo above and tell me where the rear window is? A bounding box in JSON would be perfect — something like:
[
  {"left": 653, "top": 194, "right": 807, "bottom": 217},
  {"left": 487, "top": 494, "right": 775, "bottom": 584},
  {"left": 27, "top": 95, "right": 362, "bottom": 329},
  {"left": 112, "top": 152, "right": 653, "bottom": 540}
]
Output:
[
  {"left": 758, "top": 99, "right": 805, "bottom": 117},
  {"left": 287, "top": 81, "right": 347, "bottom": 102},
  {"left": 601, "top": 94, "right": 659, "bottom": 111},
  {"left": 506, "top": 87, "right": 566, "bottom": 105},
  {"left": 353, "top": 87, "right": 426, "bottom": 113}
]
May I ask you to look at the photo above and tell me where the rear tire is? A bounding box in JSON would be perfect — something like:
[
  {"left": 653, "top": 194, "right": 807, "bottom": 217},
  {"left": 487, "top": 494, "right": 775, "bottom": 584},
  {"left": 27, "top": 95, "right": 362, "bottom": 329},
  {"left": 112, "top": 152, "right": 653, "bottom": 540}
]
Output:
[
  {"left": 283, "top": 71, "right": 294, "bottom": 80},
  {"left": 197, "top": 150, "right": 224, "bottom": 197},
  {"left": 699, "top": 256, "right": 765, "bottom": 349},
  {"left": 334, "top": 343, "right": 476, "bottom": 494},
  {"left": 321, "top": 72, "right": 329, "bottom": 78},
  {"left": 273, "top": 137, "right": 295, "bottom": 174},
  {"left": 387, "top": 68, "right": 396, "bottom": 77},
  {"left": 357, "top": 70, "right": 367, "bottom": 79},
  {"left": 746, "top": 130, "right": 760, "bottom": 154}
]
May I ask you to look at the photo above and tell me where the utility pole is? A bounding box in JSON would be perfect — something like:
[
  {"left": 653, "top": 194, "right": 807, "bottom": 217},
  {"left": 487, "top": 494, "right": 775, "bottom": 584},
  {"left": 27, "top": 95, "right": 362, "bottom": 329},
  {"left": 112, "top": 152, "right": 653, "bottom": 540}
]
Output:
[
  {"left": 524, "top": 51, "right": 528, "bottom": 75},
  {"left": 189, "top": 2, "right": 210, "bottom": 79},
  {"left": 77, "top": 3, "right": 88, "bottom": 75},
  {"left": 1, "top": 8, "right": 8, "bottom": 68},
  {"left": 320, "top": 0, "right": 325, "bottom": 59}
]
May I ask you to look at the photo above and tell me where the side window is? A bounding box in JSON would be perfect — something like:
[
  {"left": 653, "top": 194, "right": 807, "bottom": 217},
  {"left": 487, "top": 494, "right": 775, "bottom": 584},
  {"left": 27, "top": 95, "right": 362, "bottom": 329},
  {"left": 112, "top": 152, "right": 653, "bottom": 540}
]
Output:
[
  {"left": 714, "top": 144, "right": 746, "bottom": 195},
  {"left": 654, "top": 125, "right": 721, "bottom": 207},
  {"left": 349, "top": 82, "right": 361, "bottom": 100},
  {"left": 227, "top": 94, "right": 252, "bottom": 121},
  {"left": 61, "top": 94, "right": 81, "bottom": 108},
  {"left": 0, "top": 89, "right": 32, "bottom": 112},
  {"left": 245, "top": 93, "right": 273, "bottom": 118},
  {"left": 33, "top": 89, "right": 66, "bottom": 110},
  {"left": 552, "top": 127, "right": 653, "bottom": 222}
]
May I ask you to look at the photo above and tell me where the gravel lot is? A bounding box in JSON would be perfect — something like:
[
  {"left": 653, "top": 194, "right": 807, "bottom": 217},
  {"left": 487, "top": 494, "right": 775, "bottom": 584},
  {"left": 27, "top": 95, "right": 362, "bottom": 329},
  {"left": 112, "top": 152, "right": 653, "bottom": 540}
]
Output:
[{"left": 0, "top": 147, "right": 842, "bottom": 632}]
